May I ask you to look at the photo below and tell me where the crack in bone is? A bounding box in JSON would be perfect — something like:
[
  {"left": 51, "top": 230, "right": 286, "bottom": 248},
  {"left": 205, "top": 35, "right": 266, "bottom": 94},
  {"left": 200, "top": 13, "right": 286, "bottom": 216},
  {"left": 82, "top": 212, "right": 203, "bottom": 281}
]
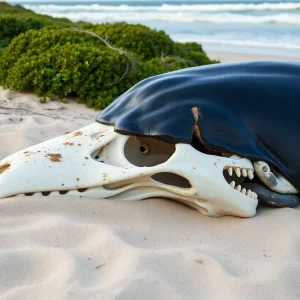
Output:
[
  {"left": 191, "top": 106, "right": 206, "bottom": 146},
  {"left": 191, "top": 106, "right": 200, "bottom": 122}
]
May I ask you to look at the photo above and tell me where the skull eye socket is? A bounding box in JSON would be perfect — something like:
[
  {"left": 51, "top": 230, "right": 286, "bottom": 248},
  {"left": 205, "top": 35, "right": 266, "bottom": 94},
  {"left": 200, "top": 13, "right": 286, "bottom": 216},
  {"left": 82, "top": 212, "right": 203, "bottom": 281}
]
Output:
[
  {"left": 139, "top": 144, "right": 149, "bottom": 154},
  {"left": 125, "top": 137, "right": 175, "bottom": 167}
]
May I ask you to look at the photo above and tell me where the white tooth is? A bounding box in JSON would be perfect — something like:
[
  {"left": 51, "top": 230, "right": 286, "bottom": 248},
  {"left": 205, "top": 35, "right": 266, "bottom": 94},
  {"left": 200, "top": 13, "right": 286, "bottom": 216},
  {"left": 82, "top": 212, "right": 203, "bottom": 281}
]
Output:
[
  {"left": 254, "top": 193, "right": 258, "bottom": 200},
  {"left": 242, "top": 188, "right": 246, "bottom": 195},
  {"left": 235, "top": 185, "right": 241, "bottom": 192},
  {"left": 228, "top": 167, "right": 233, "bottom": 176},
  {"left": 247, "top": 170, "right": 254, "bottom": 180},
  {"left": 230, "top": 181, "right": 235, "bottom": 188},
  {"left": 242, "top": 169, "right": 247, "bottom": 177},
  {"left": 235, "top": 168, "right": 241, "bottom": 177},
  {"left": 246, "top": 190, "right": 252, "bottom": 197}
]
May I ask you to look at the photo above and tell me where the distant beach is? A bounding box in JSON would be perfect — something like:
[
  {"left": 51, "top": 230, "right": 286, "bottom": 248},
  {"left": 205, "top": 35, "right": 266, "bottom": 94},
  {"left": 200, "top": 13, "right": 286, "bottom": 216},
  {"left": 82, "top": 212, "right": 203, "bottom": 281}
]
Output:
[
  {"left": 207, "top": 50, "right": 299, "bottom": 63},
  {"left": 7, "top": 0, "right": 300, "bottom": 59}
]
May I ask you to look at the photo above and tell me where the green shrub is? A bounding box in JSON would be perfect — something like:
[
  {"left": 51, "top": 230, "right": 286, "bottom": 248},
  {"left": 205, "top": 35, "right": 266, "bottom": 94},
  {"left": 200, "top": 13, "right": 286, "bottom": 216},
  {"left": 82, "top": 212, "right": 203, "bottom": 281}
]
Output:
[
  {"left": 0, "top": 28, "right": 107, "bottom": 82},
  {"left": 82, "top": 22, "right": 176, "bottom": 60},
  {"left": 0, "top": 8, "right": 218, "bottom": 109},
  {"left": 0, "top": 2, "right": 74, "bottom": 49},
  {"left": 1, "top": 41, "right": 143, "bottom": 109},
  {"left": 80, "top": 23, "right": 218, "bottom": 65},
  {"left": 0, "top": 11, "right": 74, "bottom": 50},
  {"left": 174, "top": 42, "right": 218, "bottom": 65},
  {"left": 0, "top": 15, "right": 46, "bottom": 49},
  {"left": 0, "top": 2, "right": 33, "bottom": 14},
  {"left": 141, "top": 57, "right": 191, "bottom": 77}
]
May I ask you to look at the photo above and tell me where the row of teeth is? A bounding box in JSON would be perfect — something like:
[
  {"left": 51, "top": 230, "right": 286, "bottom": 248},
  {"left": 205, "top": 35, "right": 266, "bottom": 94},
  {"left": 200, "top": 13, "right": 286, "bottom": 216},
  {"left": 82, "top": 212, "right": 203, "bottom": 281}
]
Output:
[
  {"left": 227, "top": 167, "right": 254, "bottom": 180},
  {"left": 226, "top": 167, "right": 257, "bottom": 200},
  {"left": 229, "top": 181, "right": 258, "bottom": 200}
]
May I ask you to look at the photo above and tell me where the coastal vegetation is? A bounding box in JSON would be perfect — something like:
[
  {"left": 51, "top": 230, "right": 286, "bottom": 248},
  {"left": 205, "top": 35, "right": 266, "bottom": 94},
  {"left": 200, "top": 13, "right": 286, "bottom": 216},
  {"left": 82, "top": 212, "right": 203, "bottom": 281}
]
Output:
[{"left": 0, "top": 2, "right": 218, "bottom": 109}]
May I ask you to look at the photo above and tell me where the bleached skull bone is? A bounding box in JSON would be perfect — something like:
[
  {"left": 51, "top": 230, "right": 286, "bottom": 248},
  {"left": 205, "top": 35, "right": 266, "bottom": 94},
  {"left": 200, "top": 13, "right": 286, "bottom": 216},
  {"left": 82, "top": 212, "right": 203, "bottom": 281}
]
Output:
[
  {"left": 254, "top": 161, "right": 299, "bottom": 194},
  {"left": 0, "top": 122, "right": 258, "bottom": 217}
]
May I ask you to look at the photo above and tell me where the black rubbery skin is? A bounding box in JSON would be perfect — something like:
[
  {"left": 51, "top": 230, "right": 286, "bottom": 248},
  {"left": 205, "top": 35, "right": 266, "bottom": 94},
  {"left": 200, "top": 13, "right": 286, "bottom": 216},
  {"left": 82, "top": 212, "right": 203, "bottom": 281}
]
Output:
[
  {"left": 243, "top": 183, "right": 300, "bottom": 208},
  {"left": 96, "top": 61, "right": 300, "bottom": 190}
]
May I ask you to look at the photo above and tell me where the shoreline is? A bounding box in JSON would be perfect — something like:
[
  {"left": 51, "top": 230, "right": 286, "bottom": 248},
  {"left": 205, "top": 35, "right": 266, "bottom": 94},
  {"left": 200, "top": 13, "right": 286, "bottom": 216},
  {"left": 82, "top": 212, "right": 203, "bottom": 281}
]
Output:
[{"left": 207, "top": 50, "right": 300, "bottom": 63}]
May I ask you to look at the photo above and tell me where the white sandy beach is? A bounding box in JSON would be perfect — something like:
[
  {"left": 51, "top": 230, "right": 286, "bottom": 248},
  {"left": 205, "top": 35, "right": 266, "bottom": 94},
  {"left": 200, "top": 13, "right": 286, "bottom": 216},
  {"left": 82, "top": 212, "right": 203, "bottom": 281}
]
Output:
[
  {"left": 207, "top": 51, "right": 299, "bottom": 63},
  {"left": 1, "top": 54, "right": 300, "bottom": 299}
]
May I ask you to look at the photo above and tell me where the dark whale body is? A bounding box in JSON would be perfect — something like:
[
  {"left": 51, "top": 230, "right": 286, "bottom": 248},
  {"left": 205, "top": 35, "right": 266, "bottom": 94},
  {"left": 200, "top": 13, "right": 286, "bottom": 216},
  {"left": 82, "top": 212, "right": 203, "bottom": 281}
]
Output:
[{"left": 96, "top": 61, "right": 300, "bottom": 192}]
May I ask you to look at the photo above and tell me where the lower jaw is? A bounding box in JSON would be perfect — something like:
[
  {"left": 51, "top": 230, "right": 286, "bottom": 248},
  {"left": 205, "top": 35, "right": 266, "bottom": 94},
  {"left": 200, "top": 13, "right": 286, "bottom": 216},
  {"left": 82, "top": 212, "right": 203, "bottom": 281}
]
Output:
[
  {"left": 243, "top": 182, "right": 299, "bottom": 208},
  {"left": 224, "top": 170, "right": 299, "bottom": 208}
]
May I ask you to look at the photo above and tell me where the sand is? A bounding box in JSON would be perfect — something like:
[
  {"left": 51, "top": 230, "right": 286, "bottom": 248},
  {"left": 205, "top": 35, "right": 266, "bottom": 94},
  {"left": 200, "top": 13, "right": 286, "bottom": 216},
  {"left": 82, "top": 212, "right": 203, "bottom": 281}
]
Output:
[
  {"left": 1, "top": 57, "right": 300, "bottom": 299},
  {"left": 207, "top": 51, "right": 299, "bottom": 63}
]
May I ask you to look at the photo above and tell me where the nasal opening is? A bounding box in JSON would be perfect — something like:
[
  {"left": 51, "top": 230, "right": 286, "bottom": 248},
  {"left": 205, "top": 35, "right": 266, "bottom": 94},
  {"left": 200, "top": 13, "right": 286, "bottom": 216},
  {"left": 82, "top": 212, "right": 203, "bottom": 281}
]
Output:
[{"left": 151, "top": 172, "right": 192, "bottom": 188}]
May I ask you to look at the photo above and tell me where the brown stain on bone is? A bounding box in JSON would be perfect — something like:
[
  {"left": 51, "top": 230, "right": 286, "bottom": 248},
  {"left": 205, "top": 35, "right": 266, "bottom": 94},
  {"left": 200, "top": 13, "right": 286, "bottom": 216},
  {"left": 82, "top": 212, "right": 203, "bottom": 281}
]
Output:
[
  {"left": 96, "top": 134, "right": 105, "bottom": 140},
  {"left": 97, "top": 148, "right": 104, "bottom": 157},
  {"left": 0, "top": 163, "right": 10, "bottom": 174},
  {"left": 72, "top": 131, "right": 83, "bottom": 137},
  {"left": 24, "top": 151, "right": 35, "bottom": 157},
  {"left": 46, "top": 153, "right": 62, "bottom": 162},
  {"left": 63, "top": 142, "right": 74, "bottom": 146}
]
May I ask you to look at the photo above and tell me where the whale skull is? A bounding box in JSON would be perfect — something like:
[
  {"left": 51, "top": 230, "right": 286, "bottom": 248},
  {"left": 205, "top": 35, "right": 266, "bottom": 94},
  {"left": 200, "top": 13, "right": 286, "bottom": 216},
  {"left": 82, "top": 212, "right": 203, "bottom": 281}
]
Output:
[{"left": 0, "top": 122, "right": 260, "bottom": 217}]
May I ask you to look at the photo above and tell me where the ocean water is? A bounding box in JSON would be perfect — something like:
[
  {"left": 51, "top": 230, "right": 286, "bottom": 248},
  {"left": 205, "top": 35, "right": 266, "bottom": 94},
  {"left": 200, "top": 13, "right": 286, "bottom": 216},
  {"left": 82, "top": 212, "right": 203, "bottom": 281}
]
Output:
[{"left": 7, "top": 0, "right": 300, "bottom": 57}]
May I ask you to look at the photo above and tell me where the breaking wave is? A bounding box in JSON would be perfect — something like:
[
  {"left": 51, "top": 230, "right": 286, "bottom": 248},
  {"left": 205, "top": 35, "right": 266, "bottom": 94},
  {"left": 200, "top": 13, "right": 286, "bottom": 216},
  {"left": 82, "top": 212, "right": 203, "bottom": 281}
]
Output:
[
  {"left": 24, "top": 2, "right": 300, "bottom": 12},
  {"left": 20, "top": 1, "right": 300, "bottom": 55},
  {"left": 26, "top": 11, "right": 300, "bottom": 25},
  {"left": 173, "top": 36, "right": 300, "bottom": 50},
  {"left": 23, "top": 3, "right": 300, "bottom": 24}
]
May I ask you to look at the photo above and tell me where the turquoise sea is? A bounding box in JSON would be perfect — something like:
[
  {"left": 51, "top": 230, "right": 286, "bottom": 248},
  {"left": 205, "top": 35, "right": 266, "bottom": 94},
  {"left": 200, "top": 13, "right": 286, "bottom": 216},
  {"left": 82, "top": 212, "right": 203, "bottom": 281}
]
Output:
[{"left": 7, "top": 0, "right": 300, "bottom": 58}]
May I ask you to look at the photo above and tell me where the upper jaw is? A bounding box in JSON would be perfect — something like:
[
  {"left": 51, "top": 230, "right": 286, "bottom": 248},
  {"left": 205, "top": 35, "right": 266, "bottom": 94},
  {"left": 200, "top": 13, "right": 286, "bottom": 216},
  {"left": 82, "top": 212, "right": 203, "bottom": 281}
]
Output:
[
  {"left": 203, "top": 154, "right": 258, "bottom": 217},
  {"left": 224, "top": 164, "right": 257, "bottom": 201}
]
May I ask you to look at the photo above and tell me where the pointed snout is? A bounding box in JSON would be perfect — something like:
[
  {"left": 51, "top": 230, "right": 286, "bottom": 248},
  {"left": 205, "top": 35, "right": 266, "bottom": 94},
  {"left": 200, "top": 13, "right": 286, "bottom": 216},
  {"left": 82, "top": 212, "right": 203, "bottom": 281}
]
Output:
[{"left": 0, "top": 123, "right": 117, "bottom": 198}]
